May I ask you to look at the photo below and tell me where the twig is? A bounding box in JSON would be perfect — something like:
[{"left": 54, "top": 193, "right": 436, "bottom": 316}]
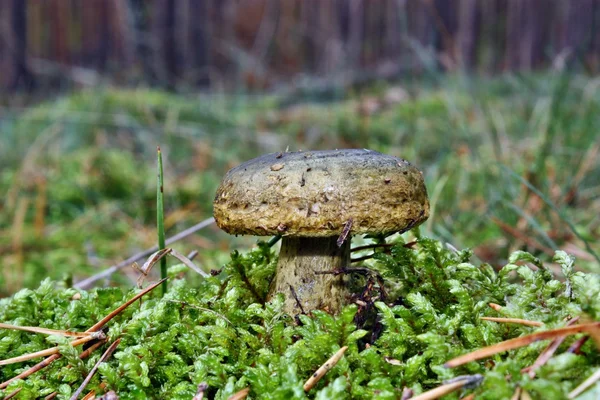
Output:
[
  {"left": 0, "top": 354, "right": 61, "bottom": 389},
  {"left": 303, "top": 346, "right": 348, "bottom": 391},
  {"left": 351, "top": 240, "right": 417, "bottom": 253},
  {"left": 410, "top": 375, "right": 483, "bottom": 400},
  {"left": 69, "top": 338, "right": 121, "bottom": 400},
  {"left": 289, "top": 285, "right": 305, "bottom": 315},
  {"left": 351, "top": 243, "right": 394, "bottom": 252},
  {"left": 227, "top": 388, "right": 250, "bottom": 400},
  {"left": 445, "top": 322, "right": 600, "bottom": 368},
  {"left": 568, "top": 368, "right": 600, "bottom": 399},
  {"left": 97, "top": 390, "right": 118, "bottom": 400},
  {"left": 567, "top": 336, "right": 589, "bottom": 354},
  {"left": 0, "top": 323, "right": 93, "bottom": 337},
  {"left": 86, "top": 278, "right": 166, "bottom": 332},
  {"left": 401, "top": 387, "right": 413, "bottom": 400},
  {"left": 511, "top": 387, "right": 522, "bottom": 400},
  {"left": 74, "top": 217, "right": 215, "bottom": 289},
  {"left": 0, "top": 334, "right": 104, "bottom": 366},
  {"left": 4, "top": 388, "right": 21, "bottom": 400},
  {"left": 42, "top": 340, "right": 107, "bottom": 400},
  {"left": 136, "top": 249, "right": 209, "bottom": 287},
  {"left": 480, "top": 317, "right": 543, "bottom": 327},
  {"left": 0, "top": 280, "right": 161, "bottom": 386},
  {"left": 351, "top": 254, "right": 377, "bottom": 263},
  {"left": 522, "top": 317, "right": 579, "bottom": 378}
]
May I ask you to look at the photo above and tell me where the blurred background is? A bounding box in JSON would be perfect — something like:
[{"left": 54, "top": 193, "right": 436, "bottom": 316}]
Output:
[{"left": 1, "top": 1, "right": 599, "bottom": 295}]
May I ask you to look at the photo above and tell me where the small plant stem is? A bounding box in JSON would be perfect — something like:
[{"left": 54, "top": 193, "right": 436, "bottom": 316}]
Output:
[
  {"left": 303, "top": 346, "right": 348, "bottom": 391},
  {"left": 157, "top": 147, "right": 167, "bottom": 294},
  {"left": 266, "top": 235, "right": 282, "bottom": 247},
  {"left": 351, "top": 243, "right": 394, "bottom": 252},
  {"left": 69, "top": 338, "right": 121, "bottom": 400}
]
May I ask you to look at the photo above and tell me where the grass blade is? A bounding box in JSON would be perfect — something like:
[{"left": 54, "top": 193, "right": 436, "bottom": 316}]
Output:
[{"left": 157, "top": 146, "right": 167, "bottom": 294}]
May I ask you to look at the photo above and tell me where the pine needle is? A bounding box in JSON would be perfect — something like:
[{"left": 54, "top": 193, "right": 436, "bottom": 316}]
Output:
[
  {"left": 480, "top": 317, "right": 543, "bottom": 327},
  {"left": 445, "top": 322, "right": 599, "bottom": 368},
  {"left": 0, "top": 323, "right": 93, "bottom": 338}
]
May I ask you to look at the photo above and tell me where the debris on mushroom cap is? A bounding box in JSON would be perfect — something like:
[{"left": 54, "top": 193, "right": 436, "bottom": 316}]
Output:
[{"left": 213, "top": 149, "right": 430, "bottom": 237}]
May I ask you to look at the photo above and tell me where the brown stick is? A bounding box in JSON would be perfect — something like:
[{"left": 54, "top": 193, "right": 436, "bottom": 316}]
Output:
[
  {"left": 0, "top": 334, "right": 103, "bottom": 366},
  {"left": 445, "top": 322, "right": 600, "bottom": 368},
  {"left": 227, "top": 388, "right": 250, "bottom": 400},
  {"left": 0, "top": 279, "right": 163, "bottom": 388},
  {"left": 0, "top": 323, "right": 92, "bottom": 338},
  {"left": 568, "top": 369, "right": 600, "bottom": 399},
  {"left": 42, "top": 341, "right": 107, "bottom": 400},
  {"left": 69, "top": 338, "right": 121, "bottom": 400},
  {"left": 86, "top": 278, "right": 166, "bottom": 332},
  {"left": 303, "top": 346, "right": 348, "bottom": 391},
  {"left": 0, "top": 354, "right": 61, "bottom": 389},
  {"left": 4, "top": 388, "right": 21, "bottom": 400},
  {"left": 522, "top": 317, "right": 579, "bottom": 378}
]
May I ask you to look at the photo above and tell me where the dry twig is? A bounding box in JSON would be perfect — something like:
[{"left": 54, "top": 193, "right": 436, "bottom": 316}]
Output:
[
  {"left": 0, "top": 323, "right": 93, "bottom": 338},
  {"left": 522, "top": 317, "right": 579, "bottom": 378},
  {"left": 227, "top": 388, "right": 250, "bottom": 400},
  {"left": 70, "top": 338, "right": 121, "bottom": 400},
  {"left": 0, "top": 334, "right": 103, "bottom": 366},
  {"left": 445, "top": 322, "right": 599, "bottom": 368},
  {"left": 568, "top": 368, "right": 600, "bottom": 399},
  {"left": 303, "top": 346, "right": 348, "bottom": 391}
]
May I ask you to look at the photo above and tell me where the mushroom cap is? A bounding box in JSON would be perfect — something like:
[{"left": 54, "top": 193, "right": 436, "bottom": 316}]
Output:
[{"left": 213, "top": 149, "right": 430, "bottom": 237}]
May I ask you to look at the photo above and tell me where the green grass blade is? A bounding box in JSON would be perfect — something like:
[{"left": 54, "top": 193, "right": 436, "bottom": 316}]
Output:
[{"left": 157, "top": 146, "right": 167, "bottom": 294}]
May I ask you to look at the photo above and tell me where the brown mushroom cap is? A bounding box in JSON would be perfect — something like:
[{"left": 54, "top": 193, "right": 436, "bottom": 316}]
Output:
[{"left": 213, "top": 149, "right": 430, "bottom": 237}]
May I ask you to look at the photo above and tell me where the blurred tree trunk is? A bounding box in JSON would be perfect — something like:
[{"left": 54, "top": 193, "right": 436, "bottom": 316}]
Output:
[
  {"left": 0, "top": 0, "right": 33, "bottom": 90},
  {"left": 153, "top": 0, "right": 178, "bottom": 88}
]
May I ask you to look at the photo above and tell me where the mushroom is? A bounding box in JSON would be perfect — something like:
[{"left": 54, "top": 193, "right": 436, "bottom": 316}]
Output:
[{"left": 213, "top": 149, "right": 430, "bottom": 315}]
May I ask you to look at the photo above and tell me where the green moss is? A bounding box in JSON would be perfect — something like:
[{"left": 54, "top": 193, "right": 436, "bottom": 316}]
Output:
[{"left": 1, "top": 240, "right": 598, "bottom": 399}]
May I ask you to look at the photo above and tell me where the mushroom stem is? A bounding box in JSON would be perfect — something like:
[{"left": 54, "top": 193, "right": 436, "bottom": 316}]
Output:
[{"left": 269, "top": 236, "right": 351, "bottom": 315}]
